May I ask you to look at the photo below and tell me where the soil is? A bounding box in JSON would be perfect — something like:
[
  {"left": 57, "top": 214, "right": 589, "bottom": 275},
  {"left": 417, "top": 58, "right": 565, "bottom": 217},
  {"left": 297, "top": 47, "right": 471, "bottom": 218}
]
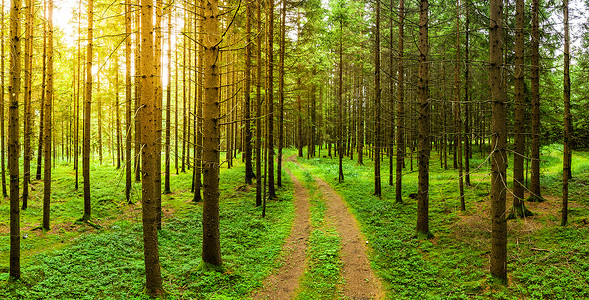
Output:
[
  {"left": 252, "top": 167, "right": 311, "bottom": 299},
  {"left": 315, "top": 177, "right": 386, "bottom": 300},
  {"left": 254, "top": 155, "right": 385, "bottom": 299}
]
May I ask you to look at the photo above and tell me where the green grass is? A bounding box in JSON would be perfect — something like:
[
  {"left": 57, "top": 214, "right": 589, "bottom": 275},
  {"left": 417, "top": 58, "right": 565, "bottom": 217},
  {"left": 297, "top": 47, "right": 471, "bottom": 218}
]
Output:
[
  {"left": 0, "top": 157, "right": 295, "bottom": 299},
  {"left": 295, "top": 144, "right": 589, "bottom": 299},
  {"left": 1, "top": 145, "right": 587, "bottom": 299}
]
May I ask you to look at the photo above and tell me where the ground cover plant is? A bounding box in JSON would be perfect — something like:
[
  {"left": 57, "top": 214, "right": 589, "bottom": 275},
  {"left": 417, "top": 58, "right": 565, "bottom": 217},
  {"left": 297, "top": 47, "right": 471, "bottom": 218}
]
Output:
[
  {"left": 0, "top": 145, "right": 587, "bottom": 299},
  {"left": 0, "top": 160, "right": 295, "bottom": 299},
  {"left": 296, "top": 144, "right": 589, "bottom": 299}
]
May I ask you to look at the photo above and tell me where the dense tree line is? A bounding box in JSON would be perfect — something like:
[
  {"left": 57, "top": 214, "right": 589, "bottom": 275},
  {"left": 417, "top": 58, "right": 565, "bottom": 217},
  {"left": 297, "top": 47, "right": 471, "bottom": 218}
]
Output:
[{"left": 1, "top": 0, "right": 584, "bottom": 293}]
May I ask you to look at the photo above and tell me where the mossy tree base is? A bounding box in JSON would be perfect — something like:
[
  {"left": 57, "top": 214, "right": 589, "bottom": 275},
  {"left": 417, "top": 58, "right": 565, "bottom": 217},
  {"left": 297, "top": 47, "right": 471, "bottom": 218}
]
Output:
[
  {"left": 197, "top": 261, "right": 225, "bottom": 273},
  {"left": 415, "top": 231, "right": 434, "bottom": 240},
  {"left": 143, "top": 286, "right": 167, "bottom": 298},
  {"left": 526, "top": 195, "right": 546, "bottom": 202},
  {"left": 507, "top": 204, "right": 534, "bottom": 220},
  {"left": 75, "top": 216, "right": 102, "bottom": 229}
]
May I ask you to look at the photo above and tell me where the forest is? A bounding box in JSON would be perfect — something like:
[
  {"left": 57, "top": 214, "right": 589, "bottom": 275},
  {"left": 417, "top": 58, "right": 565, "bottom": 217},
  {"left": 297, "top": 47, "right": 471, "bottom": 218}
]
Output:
[{"left": 0, "top": 0, "right": 588, "bottom": 298}]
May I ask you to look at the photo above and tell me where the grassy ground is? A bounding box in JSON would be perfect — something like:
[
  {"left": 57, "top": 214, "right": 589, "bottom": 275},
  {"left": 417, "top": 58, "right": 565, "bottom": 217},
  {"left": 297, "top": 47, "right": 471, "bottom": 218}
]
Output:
[
  {"left": 296, "top": 144, "right": 589, "bottom": 299},
  {"left": 0, "top": 158, "right": 295, "bottom": 299},
  {"left": 1, "top": 144, "right": 587, "bottom": 299}
]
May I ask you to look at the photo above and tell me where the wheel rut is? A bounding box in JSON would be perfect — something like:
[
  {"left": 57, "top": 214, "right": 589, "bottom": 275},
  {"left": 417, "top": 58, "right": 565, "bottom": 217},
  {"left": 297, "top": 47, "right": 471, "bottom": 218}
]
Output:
[
  {"left": 315, "top": 176, "right": 385, "bottom": 299},
  {"left": 253, "top": 166, "right": 311, "bottom": 299},
  {"left": 254, "top": 156, "right": 385, "bottom": 299}
]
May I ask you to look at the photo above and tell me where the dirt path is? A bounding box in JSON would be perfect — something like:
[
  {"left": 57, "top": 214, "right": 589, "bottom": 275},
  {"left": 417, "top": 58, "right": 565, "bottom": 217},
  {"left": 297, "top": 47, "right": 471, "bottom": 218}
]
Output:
[
  {"left": 254, "top": 156, "right": 385, "bottom": 299},
  {"left": 253, "top": 167, "right": 311, "bottom": 299},
  {"left": 315, "top": 177, "right": 386, "bottom": 300}
]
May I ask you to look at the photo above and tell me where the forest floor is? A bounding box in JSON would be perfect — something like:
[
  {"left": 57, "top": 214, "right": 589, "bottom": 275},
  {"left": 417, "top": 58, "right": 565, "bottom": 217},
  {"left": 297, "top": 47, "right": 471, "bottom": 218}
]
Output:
[{"left": 0, "top": 144, "right": 588, "bottom": 299}]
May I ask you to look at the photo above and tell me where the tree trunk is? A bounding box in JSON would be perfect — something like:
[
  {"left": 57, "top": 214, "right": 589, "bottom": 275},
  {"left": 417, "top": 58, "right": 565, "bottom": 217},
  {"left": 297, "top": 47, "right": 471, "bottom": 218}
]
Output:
[
  {"left": 244, "top": 0, "right": 254, "bottom": 184},
  {"left": 528, "top": 0, "right": 543, "bottom": 202},
  {"left": 277, "top": 0, "right": 286, "bottom": 188},
  {"left": 395, "top": 0, "right": 404, "bottom": 203},
  {"left": 489, "top": 0, "right": 508, "bottom": 282},
  {"left": 0, "top": 0, "right": 7, "bottom": 198},
  {"left": 338, "top": 20, "right": 344, "bottom": 183},
  {"left": 115, "top": 54, "right": 121, "bottom": 170},
  {"left": 82, "top": 0, "right": 93, "bottom": 221},
  {"left": 454, "top": 0, "right": 465, "bottom": 211},
  {"left": 8, "top": 0, "right": 22, "bottom": 279},
  {"left": 98, "top": 86, "right": 103, "bottom": 164},
  {"left": 140, "top": 0, "right": 164, "bottom": 295},
  {"left": 175, "top": 46, "right": 179, "bottom": 175},
  {"left": 36, "top": 5, "right": 47, "bottom": 181},
  {"left": 464, "top": 3, "right": 471, "bottom": 187},
  {"left": 43, "top": 0, "right": 54, "bottom": 231},
  {"left": 75, "top": 0, "right": 81, "bottom": 190},
  {"left": 164, "top": 5, "right": 173, "bottom": 195},
  {"left": 388, "top": 0, "right": 394, "bottom": 186},
  {"left": 356, "top": 71, "right": 363, "bottom": 165},
  {"left": 255, "top": 0, "right": 263, "bottom": 207},
  {"left": 181, "top": 7, "right": 187, "bottom": 174},
  {"left": 267, "top": 0, "right": 276, "bottom": 199},
  {"left": 562, "top": 0, "right": 571, "bottom": 226},
  {"left": 125, "top": 0, "right": 133, "bottom": 204},
  {"left": 202, "top": 0, "right": 223, "bottom": 266},
  {"left": 297, "top": 81, "right": 303, "bottom": 157},
  {"left": 155, "top": 0, "right": 163, "bottom": 229},
  {"left": 509, "top": 0, "right": 531, "bottom": 219},
  {"left": 22, "top": 0, "right": 33, "bottom": 209},
  {"left": 416, "top": 0, "right": 431, "bottom": 238},
  {"left": 374, "top": 0, "right": 381, "bottom": 197},
  {"left": 134, "top": 0, "right": 142, "bottom": 182},
  {"left": 193, "top": 3, "right": 204, "bottom": 203}
]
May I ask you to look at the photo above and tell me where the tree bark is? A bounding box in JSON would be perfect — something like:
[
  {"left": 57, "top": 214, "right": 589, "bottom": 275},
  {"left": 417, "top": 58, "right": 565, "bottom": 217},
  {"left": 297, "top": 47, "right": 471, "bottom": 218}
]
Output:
[
  {"left": 193, "top": 3, "right": 204, "bottom": 203},
  {"left": 125, "top": 0, "right": 133, "bottom": 203},
  {"left": 374, "top": 0, "right": 381, "bottom": 197},
  {"left": 82, "top": 0, "right": 93, "bottom": 221},
  {"left": 43, "top": 0, "right": 54, "bottom": 230},
  {"left": 155, "top": 0, "right": 163, "bottom": 229},
  {"left": 338, "top": 19, "right": 344, "bottom": 183},
  {"left": 114, "top": 54, "right": 121, "bottom": 170},
  {"left": 9, "top": 0, "right": 22, "bottom": 279},
  {"left": 267, "top": 0, "right": 276, "bottom": 199},
  {"left": 0, "top": 0, "right": 7, "bottom": 198},
  {"left": 244, "top": 0, "right": 254, "bottom": 184},
  {"left": 202, "top": 0, "right": 223, "bottom": 266},
  {"left": 489, "top": 0, "right": 508, "bottom": 282},
  {"left": 528, "top": 0, "right": 543, "bottom": 202},
  {"left": 181, "top": 8, "right": 187, "bottom": 173},
  {"left": 140, "top": 0, "right": 164, "bottom": 295},
  {"left": 36, "top": 14, "right": 46, "bottom": 181},
  {"left": 388, "top": 0, "right": 394, "bottom": 186},
  {"left": 464, "top": 2, "right": 471, "bottom": 187},
  {"left": 164, "top": 4, "right": 173, "bottom": 195},
  {"left": 22, "top": 0, "right": 33, "bottom": 209},
  {"left": 74, "top": 0, "right": 81, "bottom": 190},
  {"left": 454, "top": 0, "right": 465, "bottom": 211},
  {"left": 395, "top": 0, "right": 404, "bottom": 203},
  {"left": 255, "top": 0, "right": 263, "bottom": 207},
  {"left": 134, "top": 0, "right": 142, "bottom": 182},
  {"left": 277, "top": 0, "right": 286, "bottom": 188},
  {"left": 416, "top": 0, "right": 431, "bottom": 238},
  {"left": 562, "top": 0, "right": 571, "bottom": 226},
  {"left": 510, "top": 0, "right": 531, "bottom": 219}
]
